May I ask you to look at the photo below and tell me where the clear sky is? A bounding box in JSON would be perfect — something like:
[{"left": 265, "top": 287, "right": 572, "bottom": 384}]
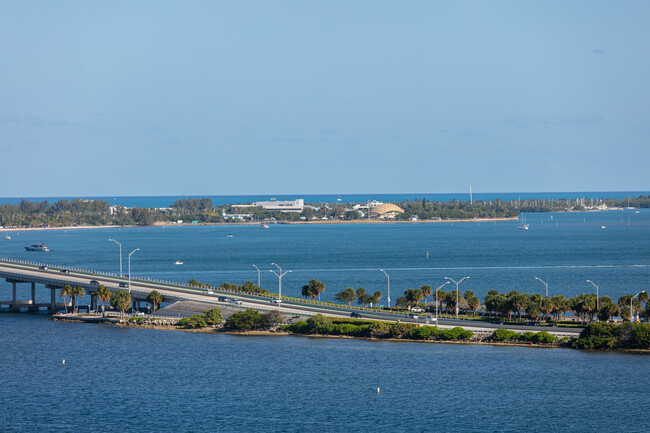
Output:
[{"left": 1, "top": 1, "right": 649, "bottom": 197}]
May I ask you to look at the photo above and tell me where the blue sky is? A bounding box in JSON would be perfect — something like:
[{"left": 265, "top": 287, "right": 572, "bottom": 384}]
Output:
[{"left": 1, "top": 1, "right": 649, "bottom": 197}]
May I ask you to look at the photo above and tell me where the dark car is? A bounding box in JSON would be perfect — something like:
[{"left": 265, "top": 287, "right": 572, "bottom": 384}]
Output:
[
  {"left": 60, "top": 269, "right": 70, "bottom": 274},
  {"left": 39, "top": 265, "right": 48, "bottom": 271},
  {"left": 119, "top": 282, "right": 128, "bottom": 288},
  {"left": 351, "top": 312, "right": 362, "bottom": 318},
  {"left": 89, "top": 280, "right": 100, "bottom": 285}
]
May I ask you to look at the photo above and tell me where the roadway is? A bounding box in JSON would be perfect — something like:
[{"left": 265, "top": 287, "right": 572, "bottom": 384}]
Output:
[{"left": 0, "top": 259, "right": 583, "bottom": 336}]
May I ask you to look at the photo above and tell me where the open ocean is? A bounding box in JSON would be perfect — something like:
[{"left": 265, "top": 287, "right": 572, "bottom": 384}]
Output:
[{"left": 1, "top": 205, "right": 649, "bottom": 432}]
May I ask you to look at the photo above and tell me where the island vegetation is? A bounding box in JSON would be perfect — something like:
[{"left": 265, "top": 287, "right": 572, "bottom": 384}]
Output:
[{"left": 1, "top": 195, "right": 648, "bottom": 228}]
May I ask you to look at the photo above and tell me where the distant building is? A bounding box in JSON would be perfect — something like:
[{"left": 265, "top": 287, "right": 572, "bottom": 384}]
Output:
[
  {"left": 369, "top": 203, "right": 405, "bottom": 219},
  {"left": 235, "top": 198, "right": 304, "bottom": 213}
]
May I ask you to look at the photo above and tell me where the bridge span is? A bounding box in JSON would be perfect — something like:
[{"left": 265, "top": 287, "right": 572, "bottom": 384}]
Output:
[{"left": 0, "top": 258, "right": 582, "bottom": 336}]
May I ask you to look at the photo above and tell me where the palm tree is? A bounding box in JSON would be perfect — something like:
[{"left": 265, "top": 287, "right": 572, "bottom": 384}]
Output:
[
  {"left": 96, "top": 285, "right": 111, "bottom": 312},
  {"left": 373, "top": 291, "right": 382, "bottom": 303},
  {"left": 421, "top": 285, "right": 432, "bottom": 303},
  {"left": 147, "top": 290, "right": 163, "bottom": 312},
  {"left": 111, "top": 289, "right": 131, "bottom": 320},
  {"left": 60, "top": 284, "right": 72, "bottom": 313},
  {"left": 71, "top": 286, "right": 86, "bottom": 313}
]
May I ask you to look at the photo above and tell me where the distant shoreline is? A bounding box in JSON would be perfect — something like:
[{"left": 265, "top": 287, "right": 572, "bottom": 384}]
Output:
[{"left": 0, "top": 217, "right": 519, "bottom": 232}]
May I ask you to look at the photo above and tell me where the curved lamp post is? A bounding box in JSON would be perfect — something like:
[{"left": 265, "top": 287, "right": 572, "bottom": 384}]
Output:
[
  {"left": 252, "top": 264, "right": 261, "bottom": 288},
  {"left": 445, "top": 276, "right": 470, "bottom": 319},
  {"left": 108, "top": 239, "right": 122, "bottom": 276},
  {"left": 435, "top": 281, "right": 450, "bottom": 325},
  {"left": 128, "top": 248, "right": 140, "bottom": 293},
  {"left": 586, "top": 280, "right": 600, "bottom": 311},
  {"left": 631, "top": 291, "right": 647, "bottom": 322},
  {"left": 535, "top": 277, "right": 549, "bottom": 298},
  {"left": 270, "top": 262, "right": 291, "bottom": 303},
  {"left": 379, "top": 269, "right": 391, "bottom": 308}
]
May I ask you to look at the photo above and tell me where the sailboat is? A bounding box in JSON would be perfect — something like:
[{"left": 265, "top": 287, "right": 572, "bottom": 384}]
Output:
[
  {"left": 337, "top": 194, "right": 342, "bottom": 202},
  {"left": 518, "top": 215, "right": 529, "bottom": 230},
  {"left": 4, "top": 234, "right": 10, "bottom": 240}
]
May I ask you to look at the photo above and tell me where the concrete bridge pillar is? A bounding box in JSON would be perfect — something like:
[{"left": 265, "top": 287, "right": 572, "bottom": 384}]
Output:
[
  {"left": 50, "top": 288, "right": 56, "bottom": 311},
  {"left": 90, "top": 293, "right": 97, "bottom": 312},
  {"left": 31, "top": 282, "right": 36, "bottom": 305},
  {"left": 12, "top": 281, "right": 16, "bottom": 306}
]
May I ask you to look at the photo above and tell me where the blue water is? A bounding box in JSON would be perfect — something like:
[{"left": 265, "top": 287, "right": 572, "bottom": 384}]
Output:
[
  {"left": 1, "top": 209, "right": 649, "bottom": 305},
  {"left": 0, "top": 190, "right": 648, "bottom": 207},
  {"left": 0, "top": 314, "right": 648, "bottom": 433}
]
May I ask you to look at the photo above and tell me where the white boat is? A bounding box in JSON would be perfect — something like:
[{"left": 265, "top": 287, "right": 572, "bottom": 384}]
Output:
[
  {"left": 226, "top": 234, "right": 234, "bottom": 238},
  {"left": 4, "top": 235, "right": 10, "bottom": 240},
  {"left": 260, "top": 223, "right": 269, "bottom": 229},
  {"left": 601, "top": 225, "right": 606, "bottom": 229},
  {"left": 25, "top": 243, "right": 50, "bottom": 251},
  {"left": 518, "top": 215, "right": 528, "bottom": 230},
  {"left": 337, "top": 194, "right": 342, "bottom": 202},
  {"left": 174, "top": 260, "right": 183, "bottom": 265}
]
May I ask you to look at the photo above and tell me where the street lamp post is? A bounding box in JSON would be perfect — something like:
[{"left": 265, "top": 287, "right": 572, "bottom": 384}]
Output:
[
  {"left": 108, "top": 239, "right": 122, "bottom": 276},
  {"left": 535, "top": 277, "right": 549, "bottom": 298},
  {"left": 252, "top": 264, "right": 261, "bottom": 288},
  {"left": 379, "top": 269, "right": 391, "bottom": 308},
  {"left": 128, "top": 248, "right": 140, "bottom": 293},
  {"left": 435, "top": 281, "right": 450, "bottom": 325},
  {"left": 631, "top": 291, "right": 647, "bottom": 323},
  {"left": 586, "top": 280, "right": 600, "bottom": 311},
  {"left": 270, "top": 263, "right": 291, "bottom": 303},
  {"left": 444, "top": 276, "right": 470, "bottom": 319}
]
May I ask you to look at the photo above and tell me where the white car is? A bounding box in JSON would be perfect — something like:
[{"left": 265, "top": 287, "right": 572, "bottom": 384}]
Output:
[
  {"left": 230, "top": 299, "right": 243, "bottom": 305},
  {"left": 411, "top": 307, "right": 423, "bottom": 312},
  {"left": 270, "top": 299, "right": 282, "bottom": 304},
  {"left": 203, "top": 289, "right": 214, "bottom": 294}
]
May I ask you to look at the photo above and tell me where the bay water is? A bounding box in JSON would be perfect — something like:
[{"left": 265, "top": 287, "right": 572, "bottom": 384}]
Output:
[{"left": 1, "top": 208, "right": 649, "bottom": 431}]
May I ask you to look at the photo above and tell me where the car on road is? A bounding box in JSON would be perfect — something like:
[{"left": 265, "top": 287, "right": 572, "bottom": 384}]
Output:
[
  {"left": 406, "top": 314, "right": 419, "bottom": 319},
  {"left": 350, "top": 312, "right": 362, "bottom": 318},
  {"left": 132, "top": 311, "right": 145, "bottom": 317},
  {"left": 39, "top": 265, "right": 48, "bottom": 271},
  {"left": 89, "top": 280, "right": 100, "bottom": 285},
  {"left": 218, "top": 296, "right": 228, "bottom": 302},
  {"left": 270, "top": 299, "right": 282, "bottom": 303},
  {"left": 203, "top": 289, "right": 214, "bottom": 294},
  {"left": 230, "top": 299, "right": 243, "bottom": 305},
  {"left": 60, "top": 269, "right": 70, "bottom": 274},
  {"left": 119, "top": 282, "right": 128, "bottom": 288},
  {"left": 411, "top": 307, "right": 423, "bottom": 312}
]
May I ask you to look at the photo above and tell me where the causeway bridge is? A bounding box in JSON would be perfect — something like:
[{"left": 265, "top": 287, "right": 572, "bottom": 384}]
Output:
[{"left": 0, "top": 258, "right": 583, "bottom": 336}]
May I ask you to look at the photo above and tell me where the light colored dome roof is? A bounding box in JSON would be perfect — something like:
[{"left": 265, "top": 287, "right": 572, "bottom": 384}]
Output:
[{"left": 370, "top": 203, "right": 404, "bottom": 215}]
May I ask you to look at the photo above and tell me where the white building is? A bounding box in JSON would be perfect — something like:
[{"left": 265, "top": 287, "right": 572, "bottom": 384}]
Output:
[{"left": 235, "top": 198, "right": 304, "bottom": 213}]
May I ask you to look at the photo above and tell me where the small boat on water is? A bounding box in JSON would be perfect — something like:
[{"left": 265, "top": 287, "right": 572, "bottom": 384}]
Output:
[
  {"left": 25, "top": 243, "right": 50, "bottom": 251},
  {"left": 226, "top": 234, "right": 234, "bottom": 238},
  {"left": 601, "top": 225, "right": 606, "bottom": 229},
  {"left": 174, "top": 260, "right": 183, "bottom": 265},
  {"left": 260, "top": 223, "right": 269, "bottom": 229},
  {"left": 4, "top": 234, "right": 10, "bottom": 240},
  {"left": 518, "top": 224, "right": 529, "bottom": 230}
]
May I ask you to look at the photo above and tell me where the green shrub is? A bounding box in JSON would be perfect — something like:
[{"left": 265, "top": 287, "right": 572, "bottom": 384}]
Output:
[
  {"left": 178, "top": 314, "right": 208, "bottom": 329},
  {"left": 630, "top": 323, "right": 650, "bottom": 348},
  {"left": 441, "top": 327, "right": 467, "bottom": 340},
  {"left": 572, "top": 322, "right": 618, "bottom": 349},
  {"left": 223, "top": 309, "right": 264, "bottom": 330},
  {"left": 389, "top": 322, "right": 415, "bottom": 338},
  {"left": 203, "top": 308, "right": 223, "bottom": 325},
  {"left": 369, "top": 322, "right": 390, "bottom": 338},
  {"left": 458, "top": 329, "right": 474, "bottom": 340},
  {"left": 532, "top": 331, "right": 557, "bottom": 344},
  {"left": 408, "top": 326, "right": 433, "bottom": 340},
  {"left": 491, "top": 328, "right": 522, "bottom": 341},
  {"left": 307, "top": 314, "right": 332, "bottom": 334},
  {"left": 521, "top": 331, "right": 536, "bottom": 341},
  {"left": 287, "top": 321, "right": 309, "bottom": 334}
]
